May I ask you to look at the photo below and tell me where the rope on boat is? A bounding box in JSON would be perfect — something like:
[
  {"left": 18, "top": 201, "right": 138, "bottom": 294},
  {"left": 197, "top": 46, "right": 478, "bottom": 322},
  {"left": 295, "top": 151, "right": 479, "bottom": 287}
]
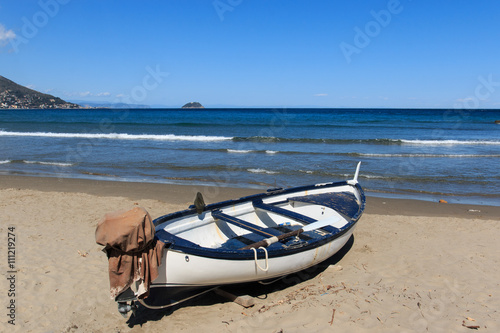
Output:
[
  {"left": 251, "top": 246, "right": 269, "bottom": 272},
  {"left": 258, "top": 276, "right": 284, "bottom": 285},
  {"left": 137, "top": 286, "right": 218, "bottom": 310}
]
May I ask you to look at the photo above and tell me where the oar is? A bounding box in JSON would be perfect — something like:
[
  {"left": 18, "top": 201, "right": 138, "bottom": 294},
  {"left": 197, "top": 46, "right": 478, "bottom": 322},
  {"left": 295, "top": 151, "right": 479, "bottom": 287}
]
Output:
[{"left": 239, "top": 215, "right": 344, "bottom": 250}]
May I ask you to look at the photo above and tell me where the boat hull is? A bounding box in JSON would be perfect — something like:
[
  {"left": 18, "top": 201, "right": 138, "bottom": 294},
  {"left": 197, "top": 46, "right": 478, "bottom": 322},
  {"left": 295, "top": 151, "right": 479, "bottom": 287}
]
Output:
[
  {"left": 152, "top": 225, "right": 354, "bottom": 288},
  {"left": 150, "top": 179, "right": 364, "bottom": 291}
]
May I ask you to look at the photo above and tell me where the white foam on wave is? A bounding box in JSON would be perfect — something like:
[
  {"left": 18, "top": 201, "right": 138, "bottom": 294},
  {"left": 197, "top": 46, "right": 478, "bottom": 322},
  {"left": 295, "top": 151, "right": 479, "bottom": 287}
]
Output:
[
  {"left": 23, "top": 160, "right": 73, "bottom": 167},
  {"left": 0, "top": 130, "right": 232, "bottom": 142},
  {"left": 361, "top": 174, "right": 386, "bottom": 179},
  {"left": 400, "top": 139, "right": 500, "bottom": 145},
  {"left": 0, "top": 160, "right": 11, "bottom": 164},
  {"left": 227, "top": 149, "right": 253, "bottom": 153},
  {"left": 247, "top": 168, "right": 278, "bottom": 174},
  {"left": 265, "top": 150, "right": 278, "bottom": 154}
]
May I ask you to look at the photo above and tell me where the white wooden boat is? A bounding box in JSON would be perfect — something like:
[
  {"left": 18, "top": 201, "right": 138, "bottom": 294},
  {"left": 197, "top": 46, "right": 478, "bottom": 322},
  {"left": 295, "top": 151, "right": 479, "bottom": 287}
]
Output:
[{"left": 116, "top": 163, "right": 365, "bottom": 314}]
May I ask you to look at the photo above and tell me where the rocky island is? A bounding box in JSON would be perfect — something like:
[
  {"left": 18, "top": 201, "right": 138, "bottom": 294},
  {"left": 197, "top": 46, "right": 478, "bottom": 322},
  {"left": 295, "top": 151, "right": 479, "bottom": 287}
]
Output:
[
  {"left": 181, "top": 102, "right": 204, "bottom": 109},
  {"left": 0, "top": 75, "right": 80, "bottom": 109}
]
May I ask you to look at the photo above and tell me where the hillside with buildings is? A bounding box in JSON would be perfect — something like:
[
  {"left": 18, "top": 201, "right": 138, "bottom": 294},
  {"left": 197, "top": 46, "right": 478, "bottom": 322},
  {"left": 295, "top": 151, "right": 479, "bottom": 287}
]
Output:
[{"left": 0, "top": 75, "right": 80, "bottom": 109}]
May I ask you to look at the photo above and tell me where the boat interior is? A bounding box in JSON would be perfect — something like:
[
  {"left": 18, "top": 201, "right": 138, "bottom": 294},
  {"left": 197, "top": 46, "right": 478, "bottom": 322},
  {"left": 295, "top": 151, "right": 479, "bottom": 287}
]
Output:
[{"left": 157, "top": 186, "right": 361, "bottom": 251}]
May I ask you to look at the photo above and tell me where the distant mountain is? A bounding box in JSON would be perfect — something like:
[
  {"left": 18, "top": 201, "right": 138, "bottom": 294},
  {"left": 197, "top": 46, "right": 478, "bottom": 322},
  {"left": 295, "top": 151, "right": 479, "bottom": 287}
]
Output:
[
  {"left": 182, "top": 102, "right": 204, "bottom": 109},
  {"left": 0, "top": 75, "right": 80, "bottom": 109}
]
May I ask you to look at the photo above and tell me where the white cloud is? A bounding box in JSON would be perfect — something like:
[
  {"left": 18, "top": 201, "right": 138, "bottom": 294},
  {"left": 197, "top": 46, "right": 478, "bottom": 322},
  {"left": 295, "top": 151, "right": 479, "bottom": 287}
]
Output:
[
  {"left": 0, "top": 24, "right": 16, "bottom": 46},
  {"left": 456, "top": 97, "right": 474, "bottom": 103},
  {"left": 63, "top": 91, "right": 112, "bottom": 98},
  {"left": 314, "top": 93, "right": 328, "bottom": 97}
]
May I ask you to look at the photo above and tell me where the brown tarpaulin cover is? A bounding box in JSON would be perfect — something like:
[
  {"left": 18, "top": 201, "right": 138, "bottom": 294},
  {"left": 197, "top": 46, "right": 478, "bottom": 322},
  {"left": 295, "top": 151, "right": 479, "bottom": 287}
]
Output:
[{"left": 95, "top": 207, "right": 165, "bottom": 299}]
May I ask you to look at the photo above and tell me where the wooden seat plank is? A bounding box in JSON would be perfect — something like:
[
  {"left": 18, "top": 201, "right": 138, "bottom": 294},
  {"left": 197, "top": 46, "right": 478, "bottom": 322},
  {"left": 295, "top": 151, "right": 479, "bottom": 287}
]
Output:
[
  {"left": 211, "top": 210, "right": 282, "bottom": 238},
  {"left": 252, "top": 200, "right": 317, "bottom": 224}
]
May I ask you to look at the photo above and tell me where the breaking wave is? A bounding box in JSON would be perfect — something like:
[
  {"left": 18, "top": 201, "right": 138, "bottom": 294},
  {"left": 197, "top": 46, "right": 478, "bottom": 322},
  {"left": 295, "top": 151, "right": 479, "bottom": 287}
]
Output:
[
  {"left": 2, "top": 131, "right": 499, "bottom": 146},
  {"left": 247, "top": 168, "right": 279, "bottom": 174},
  {"left": 0, "top": 130, "right": 232, "bottom": 142}
]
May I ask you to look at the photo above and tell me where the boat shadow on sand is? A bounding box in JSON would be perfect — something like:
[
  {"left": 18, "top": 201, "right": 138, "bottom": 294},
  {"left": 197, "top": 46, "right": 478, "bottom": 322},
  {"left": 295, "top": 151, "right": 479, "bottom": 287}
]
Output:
[{"left": 126, "top": 234, "right": 355, "bottom": 327}]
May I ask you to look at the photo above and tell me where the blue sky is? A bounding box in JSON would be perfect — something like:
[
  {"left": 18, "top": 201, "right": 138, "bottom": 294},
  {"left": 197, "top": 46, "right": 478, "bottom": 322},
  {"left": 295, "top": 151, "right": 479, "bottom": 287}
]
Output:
[{"left": 0, "top": 0, "right": 499, "bottom": 108}]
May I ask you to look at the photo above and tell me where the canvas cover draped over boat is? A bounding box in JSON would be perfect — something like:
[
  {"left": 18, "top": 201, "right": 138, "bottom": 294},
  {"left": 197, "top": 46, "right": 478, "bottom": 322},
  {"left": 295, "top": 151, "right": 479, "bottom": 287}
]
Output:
[{"left": 95, "top": 207, "right": 164, "bottom": 299}]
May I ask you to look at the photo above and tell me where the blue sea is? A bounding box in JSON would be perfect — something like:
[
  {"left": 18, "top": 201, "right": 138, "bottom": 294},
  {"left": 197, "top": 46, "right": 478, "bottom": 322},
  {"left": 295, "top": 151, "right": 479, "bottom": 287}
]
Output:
[{"left": 1, "top": 108, "right": 499, "bottom": 205}]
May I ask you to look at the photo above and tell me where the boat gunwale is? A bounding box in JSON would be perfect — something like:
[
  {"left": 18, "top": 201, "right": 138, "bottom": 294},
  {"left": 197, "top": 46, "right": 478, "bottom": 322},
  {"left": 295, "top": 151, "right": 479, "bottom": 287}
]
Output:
[{"left": 153, "top": 180, "right": 363, "bottom": 225}]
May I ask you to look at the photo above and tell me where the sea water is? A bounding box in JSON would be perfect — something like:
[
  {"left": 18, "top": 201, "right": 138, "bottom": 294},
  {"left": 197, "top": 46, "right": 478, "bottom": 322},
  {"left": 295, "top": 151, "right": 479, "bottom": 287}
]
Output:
[{"left": 0, "top": 108, "right": 499, "bottom": 205}]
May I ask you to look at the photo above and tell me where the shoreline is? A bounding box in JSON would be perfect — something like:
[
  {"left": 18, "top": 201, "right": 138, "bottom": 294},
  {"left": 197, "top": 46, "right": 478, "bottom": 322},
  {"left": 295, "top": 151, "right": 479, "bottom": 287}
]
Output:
[{"left": 1, "top": 174, "right": 499, "bottom": 220}]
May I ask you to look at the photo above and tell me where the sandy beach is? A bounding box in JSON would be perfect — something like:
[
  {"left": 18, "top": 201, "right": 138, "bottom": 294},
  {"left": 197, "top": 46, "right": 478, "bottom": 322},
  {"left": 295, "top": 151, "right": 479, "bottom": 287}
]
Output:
[{"left": 1, "top": 176, "right": 499, "bottom": 332}]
